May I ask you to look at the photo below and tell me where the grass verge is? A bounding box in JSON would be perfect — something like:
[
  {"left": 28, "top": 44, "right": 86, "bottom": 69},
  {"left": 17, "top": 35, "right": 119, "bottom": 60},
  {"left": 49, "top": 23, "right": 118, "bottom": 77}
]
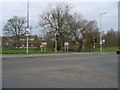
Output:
[{"left": 1, "top": 46, "right": 117, "bottom": 54}]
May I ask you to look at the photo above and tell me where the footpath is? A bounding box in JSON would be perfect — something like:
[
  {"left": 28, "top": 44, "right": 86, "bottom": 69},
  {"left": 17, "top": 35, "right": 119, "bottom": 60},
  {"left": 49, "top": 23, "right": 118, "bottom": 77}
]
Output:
[{"left": 1, "top": 52, "right": 114, "bottom": 58}]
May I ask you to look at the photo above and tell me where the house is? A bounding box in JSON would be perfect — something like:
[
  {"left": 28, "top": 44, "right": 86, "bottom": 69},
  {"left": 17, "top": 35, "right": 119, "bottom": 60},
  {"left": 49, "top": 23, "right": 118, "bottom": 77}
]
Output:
[
  {"left": 19, "top": 35, "right": 38, "bottom": 48},
  {"left": 2, "top": 35, "right": 41, "bottom": 48}
]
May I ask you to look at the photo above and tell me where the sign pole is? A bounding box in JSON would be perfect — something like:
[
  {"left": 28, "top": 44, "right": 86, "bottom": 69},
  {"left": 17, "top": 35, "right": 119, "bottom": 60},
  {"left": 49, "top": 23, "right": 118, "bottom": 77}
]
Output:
[
  {"left": 55, "top": 34, "right": 57, "bottom": 53},
  {"left": 27, "top": 36, "right": 28, "bottom": 54}
]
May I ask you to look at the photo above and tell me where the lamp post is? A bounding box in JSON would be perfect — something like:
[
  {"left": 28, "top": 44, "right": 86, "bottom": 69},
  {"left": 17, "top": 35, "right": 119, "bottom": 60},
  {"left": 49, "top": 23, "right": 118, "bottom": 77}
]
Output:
[
  {"left": 26, "top": 0, "right": 29, "bottom": 54},
  {"left": 26, "top": 29, "right": 29, "bottom": 54},
  {"left": 100, "top": 12, "right": 107, "bottom": 52},
  {"left": 54, "top": 34, "right": 57, "bottom": 53}
]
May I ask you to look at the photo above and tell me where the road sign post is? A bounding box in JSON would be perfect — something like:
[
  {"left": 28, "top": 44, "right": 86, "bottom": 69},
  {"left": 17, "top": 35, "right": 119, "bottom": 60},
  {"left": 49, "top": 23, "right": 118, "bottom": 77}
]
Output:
[
  {"left": 25, "top": 32, "right": 29, "bottom": 54},
  {"left": 40, "top": 45, "right": 44, "bottom": 53},
  {"left": 42, "top": 42, "right": 47, "bottom": 53},
  {"left": 102, "top": 39, "right": 105, "bottom": 52},
  {"left": 64, "top": 42, "right": 69, "bottom": 53}
]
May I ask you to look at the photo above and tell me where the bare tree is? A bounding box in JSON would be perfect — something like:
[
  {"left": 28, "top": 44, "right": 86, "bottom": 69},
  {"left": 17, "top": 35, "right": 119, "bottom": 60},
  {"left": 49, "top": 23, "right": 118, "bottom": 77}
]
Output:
[
  {"left": 3, "top": 16, "right": 27, "bottom": 48},
  {"left": 67, "top": 13, "right": 83, "bottom": 51},
  {"left": 39, "top": 3, "right": 99, "bottom": 52},
  {"left": 39, "top": 3, "right": 73, "bottom": 51}
]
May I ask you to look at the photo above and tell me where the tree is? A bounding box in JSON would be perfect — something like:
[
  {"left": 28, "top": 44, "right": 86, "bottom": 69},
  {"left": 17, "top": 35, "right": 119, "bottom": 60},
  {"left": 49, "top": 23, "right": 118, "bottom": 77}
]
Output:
[
  {"left": 39, "top": 3, "right": 100, "bottom": 52},
  {"left": 44, "top": 32, "right": 55, "bottom": 51},
  {"left": 82, "top": 20, "right": 99, "bottom": 51},
  {"left": 39, "top": 3, "right": 73, "bottom": 51},
  {"left": 3, "top": 16, "right": 27, "bottom": 48},
  {"left": 67, "top": 13, "right": 83, "bottom": 51},
  {"left": 104, "top": 29, "right": 118, "bottom": 47},
  {"left": 69, "top": 18, "right": 99, "bottom": 51}
]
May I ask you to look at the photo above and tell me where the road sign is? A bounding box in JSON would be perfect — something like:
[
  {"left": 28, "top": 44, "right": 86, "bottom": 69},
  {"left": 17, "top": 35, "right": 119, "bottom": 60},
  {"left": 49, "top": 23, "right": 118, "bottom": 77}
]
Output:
[
  {"left": 25, "top": 34, "right": 29, "bottom": 37},
  {"left": 102, "top": 39, "right": 105, "bottom": 43},
  {"left": 26, "top": 28, "right": 30, "bottom": 32},
  {"left": 40, "top": 45, "right": 44, "bottom": 48},
  {"left": 64, "top": 42, "right": 69, "bottom": 53},
  {"left": 42, "top": 42, "right": 47, "bottom": 45},
  {"left": 64, "top": 42, "right": 69, "bottom": 46},
  {"left": 100, "top": 41, "right": 102, "bottom": 44}
]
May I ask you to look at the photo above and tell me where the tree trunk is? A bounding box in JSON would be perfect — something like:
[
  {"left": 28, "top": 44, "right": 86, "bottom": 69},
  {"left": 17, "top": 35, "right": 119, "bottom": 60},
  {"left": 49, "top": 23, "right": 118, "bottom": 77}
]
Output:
[
  {"left": 77, "top": 39, "right": 83, "bottom": 52},
  {"left": 16, "top": 36, "right": 20, "bottom": 48},
  {"left": 60, "top": 38, "right": 64, "bottom": 51}
]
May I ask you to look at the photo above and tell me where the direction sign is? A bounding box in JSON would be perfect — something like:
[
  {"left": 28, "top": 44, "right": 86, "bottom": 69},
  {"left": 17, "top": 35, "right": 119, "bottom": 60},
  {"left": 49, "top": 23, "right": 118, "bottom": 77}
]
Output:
[
  {"left": 42, "top": 42, "right": 47, "bottom": 45},
  {"left": 100, "top": 41, "right": 102, "bottom": 44}
]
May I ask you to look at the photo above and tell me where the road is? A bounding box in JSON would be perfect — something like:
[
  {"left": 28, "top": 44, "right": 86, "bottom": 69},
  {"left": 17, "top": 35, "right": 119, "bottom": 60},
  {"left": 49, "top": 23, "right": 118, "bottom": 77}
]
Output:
[{"left": 2, "top": 53, "right": 118, "bottom": 88}]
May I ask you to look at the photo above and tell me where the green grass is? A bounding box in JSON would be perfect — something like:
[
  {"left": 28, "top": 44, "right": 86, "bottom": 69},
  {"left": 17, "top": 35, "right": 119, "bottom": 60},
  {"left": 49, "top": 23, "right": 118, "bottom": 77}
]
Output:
[
  {"left": 102, "top": 47, "right": 118, "bottom": 52},
  {"left": 1, "top": 48, "right": 55, "bottom": 54},
  {"left": 0, "top": 47, "right": 2, "bottom": 54},
  {"left": 1, "top": 46, "right": 118, "bottom": 54},
  {"left": 95, "top": 47, "right": 117, "bottom": 52}
]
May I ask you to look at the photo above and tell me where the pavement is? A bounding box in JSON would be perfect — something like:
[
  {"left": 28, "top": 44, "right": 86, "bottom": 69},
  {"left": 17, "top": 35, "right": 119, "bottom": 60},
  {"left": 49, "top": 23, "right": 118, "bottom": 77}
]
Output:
[
  {"left": 2, "top": 52, "right": 118, "bottom": 88},
  {"left": 2, "top": 52, "right": 115, "bottom": 58}
]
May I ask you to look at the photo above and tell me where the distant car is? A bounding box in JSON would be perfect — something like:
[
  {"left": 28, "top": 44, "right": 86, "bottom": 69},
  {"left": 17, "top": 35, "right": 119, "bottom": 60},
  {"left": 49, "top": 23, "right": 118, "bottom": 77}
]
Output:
[{"left": 116, "top": 49, "right": 120, "bottom": 54}]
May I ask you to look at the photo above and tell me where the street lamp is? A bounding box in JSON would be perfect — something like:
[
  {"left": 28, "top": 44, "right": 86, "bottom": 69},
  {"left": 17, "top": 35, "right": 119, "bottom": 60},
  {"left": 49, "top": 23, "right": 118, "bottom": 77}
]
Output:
[
  {"left": 26, "top": 28, "right": 29, "bottom": 54},
  {"left": 100, "top": 12, "right": 107, "bottom": 52},
  {"left": 26, "top": 0, "right": 29, "bottom": 54},
  {"left": 54, "top": 33, "right": 57, "bottom": 53}
]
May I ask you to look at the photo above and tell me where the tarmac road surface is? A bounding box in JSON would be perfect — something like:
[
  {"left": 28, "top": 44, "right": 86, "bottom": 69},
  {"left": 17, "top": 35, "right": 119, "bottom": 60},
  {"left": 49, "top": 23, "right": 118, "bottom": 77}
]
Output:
[{"left": 2, "top": 53, "right": 118, "bottom": 88}]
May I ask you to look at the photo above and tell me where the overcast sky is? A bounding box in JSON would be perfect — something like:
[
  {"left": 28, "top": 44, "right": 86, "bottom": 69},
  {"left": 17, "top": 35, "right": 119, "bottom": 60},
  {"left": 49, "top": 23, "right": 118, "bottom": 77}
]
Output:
[{"left": 0, "top": 0, "right": 119, "bottom": 36}]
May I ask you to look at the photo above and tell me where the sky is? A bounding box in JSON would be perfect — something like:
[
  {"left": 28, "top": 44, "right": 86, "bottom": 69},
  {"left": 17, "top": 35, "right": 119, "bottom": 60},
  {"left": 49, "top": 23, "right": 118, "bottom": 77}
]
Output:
[{"left": 0, "top": 0, "right": 119, "bottom": 36}]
